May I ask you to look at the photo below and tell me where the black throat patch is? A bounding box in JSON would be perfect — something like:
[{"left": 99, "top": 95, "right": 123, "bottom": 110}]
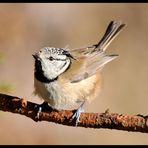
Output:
[{"left": 34, "top": 59, "right": 58, "bottom": 83}]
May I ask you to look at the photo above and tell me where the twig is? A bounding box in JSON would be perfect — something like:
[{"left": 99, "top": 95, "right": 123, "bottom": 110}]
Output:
[{"left": 0, "top": 93, "right": 148, "bottom": 133}]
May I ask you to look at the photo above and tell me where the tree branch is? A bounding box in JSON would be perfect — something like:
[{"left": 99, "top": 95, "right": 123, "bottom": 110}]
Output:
[{"left": 0, "top": 93, "right": 148, "bottom": 133}]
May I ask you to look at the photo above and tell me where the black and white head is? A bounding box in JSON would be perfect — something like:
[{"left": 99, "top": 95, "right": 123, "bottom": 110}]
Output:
[{"left": 33, "top": 47, "right": 73, "bottom": 82}]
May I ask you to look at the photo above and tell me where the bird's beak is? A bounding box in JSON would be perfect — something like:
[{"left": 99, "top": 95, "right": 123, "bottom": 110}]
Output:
[
  {"left": 32, "top": 52, "right": 40, "bottom": 60},
  {"left": 32, "top": 54, "right": 36, "bottom": 59}
]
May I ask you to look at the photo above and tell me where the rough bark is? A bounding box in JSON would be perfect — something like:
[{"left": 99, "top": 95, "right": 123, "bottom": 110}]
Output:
[{"left": 0, "top": 93, "right": 148, "bottom": 133}]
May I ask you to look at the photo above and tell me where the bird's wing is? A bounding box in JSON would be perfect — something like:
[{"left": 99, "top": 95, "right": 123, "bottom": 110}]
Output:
[
  {"left": 65, "top": 21, "right": 126, "bottom": 83},
  {"left": 67, "top": 50, "right": 118, "bottom": 83}
]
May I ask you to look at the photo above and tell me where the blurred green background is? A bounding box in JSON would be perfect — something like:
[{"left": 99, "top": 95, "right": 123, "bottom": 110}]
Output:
[{"left": 0, "top": 3, "right": 148, "bottom": 145}]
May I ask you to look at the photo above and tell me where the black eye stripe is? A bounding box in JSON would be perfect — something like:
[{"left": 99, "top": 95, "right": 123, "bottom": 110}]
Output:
[
  {"left": 55, "top": 58, "right": 66, "bottom": 61},
  {"left": 47, "top": 56, "right": 66, "bottom": 61}
]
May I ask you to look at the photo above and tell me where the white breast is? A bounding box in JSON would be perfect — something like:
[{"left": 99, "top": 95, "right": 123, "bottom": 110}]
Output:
[{"left": 34, "top": 79, "right": 60, "bottom": 108}]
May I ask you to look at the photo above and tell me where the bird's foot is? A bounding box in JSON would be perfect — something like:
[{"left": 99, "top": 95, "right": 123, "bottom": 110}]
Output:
[
  {"left": 70, "top": 102, "right": 85, "bottom": 126},
  {"left": 34, "top": 101, "right": 50, "bottom": 120},
  {"left": 70, "top": 107, "right": 84, "bottom": 126}
]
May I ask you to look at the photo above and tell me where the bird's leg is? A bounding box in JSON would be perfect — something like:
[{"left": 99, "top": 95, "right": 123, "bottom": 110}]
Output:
[
  {"left": 34, "top": 101, "right": 52, "bottom": 119},
  {"left": 70, "top": 101, "right": 85, "bottom": 126}
]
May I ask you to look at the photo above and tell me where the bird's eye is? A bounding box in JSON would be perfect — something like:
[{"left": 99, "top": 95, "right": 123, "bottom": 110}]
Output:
[{"left": 48, "top": 56, "right": 54, "bottom": 61}]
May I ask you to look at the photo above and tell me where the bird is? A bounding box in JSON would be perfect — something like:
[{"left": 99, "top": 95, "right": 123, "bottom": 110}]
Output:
[{"left": 32, "top": 20, "right": 126, "bottom": 124}]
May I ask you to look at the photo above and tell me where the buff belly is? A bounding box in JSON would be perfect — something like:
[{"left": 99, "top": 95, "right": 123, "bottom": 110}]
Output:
[{"left": 34, "top": 73, "right": 102, "bottom": 110}]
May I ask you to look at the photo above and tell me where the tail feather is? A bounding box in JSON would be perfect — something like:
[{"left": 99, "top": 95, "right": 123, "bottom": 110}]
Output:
[
  {"left": 68, "top": 21, "right": 126, "bottom": 83},
  {"left": 94, "top": 21, "right": 126, "bottom": 52}
]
